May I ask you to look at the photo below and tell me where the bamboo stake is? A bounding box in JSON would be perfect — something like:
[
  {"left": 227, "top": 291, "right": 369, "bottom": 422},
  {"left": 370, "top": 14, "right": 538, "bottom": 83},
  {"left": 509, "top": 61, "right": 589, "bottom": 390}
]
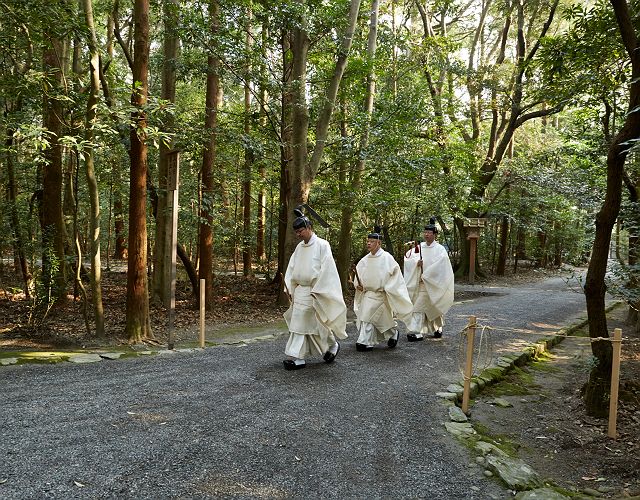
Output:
[
  {"left": 462, "top": 315, "right": 476, "bottom": 414},
  {"left": 607, "top": 328, "right": 622, "bottom": 439},
  {"left": 199, "top": 279, "right": 205, "bottom": 348}
]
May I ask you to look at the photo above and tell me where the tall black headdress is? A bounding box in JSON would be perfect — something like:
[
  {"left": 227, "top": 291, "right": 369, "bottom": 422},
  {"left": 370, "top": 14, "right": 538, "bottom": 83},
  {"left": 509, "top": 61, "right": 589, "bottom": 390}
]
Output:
[
  {"left": 292, "top": 208, "right": 311, "bottom": 230},
  {"left": 368, "top": 225, "right": 383, "bottom": 240},
  {"left": 292, "top": 204, "right": 330, "bottom": 230},
  {"left": 424, "top": 217, "right": 438, "bottom": 233}
]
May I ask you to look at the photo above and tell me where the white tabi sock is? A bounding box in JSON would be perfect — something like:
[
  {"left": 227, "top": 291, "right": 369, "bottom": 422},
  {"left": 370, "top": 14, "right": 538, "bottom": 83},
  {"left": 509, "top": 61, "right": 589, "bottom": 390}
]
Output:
[
  {"left": 293, "top": 358, "right": 306, "bottom": 366},
  {"left": 413, "top": 333, "right": 424, "bottom": 339},
  {"left": 329, "top": 342, "right": 339, "bottom": 355}
]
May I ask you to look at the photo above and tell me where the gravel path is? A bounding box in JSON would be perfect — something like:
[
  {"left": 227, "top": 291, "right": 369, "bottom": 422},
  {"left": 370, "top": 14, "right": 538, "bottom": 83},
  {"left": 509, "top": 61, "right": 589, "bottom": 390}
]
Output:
[{"left": 1, "top": 274, "right": 594, "bottom": 499}]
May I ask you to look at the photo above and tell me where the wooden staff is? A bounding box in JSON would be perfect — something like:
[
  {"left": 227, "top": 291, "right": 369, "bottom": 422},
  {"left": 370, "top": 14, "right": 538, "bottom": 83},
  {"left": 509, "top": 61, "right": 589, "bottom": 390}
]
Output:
[
  {"left": 280, "top": 272, "right": 292, "bottom": 305},
  {"left": 352, "top": 265, "right": 362, "bottom": 289}
]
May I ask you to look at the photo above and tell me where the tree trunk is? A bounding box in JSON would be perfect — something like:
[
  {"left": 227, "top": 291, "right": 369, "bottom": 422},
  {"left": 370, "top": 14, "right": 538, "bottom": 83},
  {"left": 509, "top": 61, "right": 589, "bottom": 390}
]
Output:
[
  {"left": 553, "top": 221, "right": 562, "bottom": 267},
  {"left": 583, "top": 0, "right": 640, "bottom": 416},
  {"left": 242, "top": 5, "right": 253, "bottom": 277},
  {"left": 276, "top": 30, "right": 293, "bottom": 306},
  {"left": 125, "top": 0, "right": 153, "bottom": 342},
  {"left": 453, "top": 217, "right": 470, "bottom": 277},
  {"left": 336, "top": 0, "right": 379, "bottom": 292},
  {"left": 82, "top": 0, "right": 105, "bottom": 336},
  {"left": 153, "top": 0, "right": 180, "bottom": 305},
  {"left": 41, "top": 32, "right": 67, "bottom": 304},
  {"left": 198, "top": 0, "right": 221, "bottom": 308},
  {"left": 284, "top": 0, "right": 361, "bottom": 267},
  {"left": 6, "top": 130, "right": 31, "bottom": 298},
  {"left": 336, "top": 107, "right": 352, "bottom": 294},
  {"left": 496, "top": 215, "right": 509, "bottom": 276},
  {"left": 627, "top": 228, "right": 639, "bottom": 332},
  {"left": 536, "top": 229, "right": 547, "bottom": 267},
  {"left": 256, "top": 18, "right": 269, "bottom": 264},
  {"left": 113, "top": 194, "right": 128, "bottom": 259}
]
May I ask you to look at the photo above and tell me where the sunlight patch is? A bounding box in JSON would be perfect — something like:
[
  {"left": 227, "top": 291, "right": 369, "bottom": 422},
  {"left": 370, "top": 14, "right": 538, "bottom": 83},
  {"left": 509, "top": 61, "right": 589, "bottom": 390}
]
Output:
[
  {"left": 197, "top": 475, "right": 287, "bottom": 498},
  {"left": 531, "top": 322, "right": 561, "bottom": 330}
]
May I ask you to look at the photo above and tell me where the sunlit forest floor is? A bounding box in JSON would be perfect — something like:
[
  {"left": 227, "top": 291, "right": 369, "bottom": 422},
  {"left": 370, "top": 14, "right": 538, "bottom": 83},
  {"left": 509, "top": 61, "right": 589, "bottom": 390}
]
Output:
[{"left": 0, "top": 266, "right": 288, "bottom": 350}]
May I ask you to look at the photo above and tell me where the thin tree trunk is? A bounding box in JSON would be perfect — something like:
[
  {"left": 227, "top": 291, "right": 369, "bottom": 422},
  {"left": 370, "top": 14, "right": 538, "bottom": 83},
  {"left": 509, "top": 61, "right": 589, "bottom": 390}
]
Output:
[
  {"left": 6, "top": 131, "right": 31, "bottom": 297},
  {"left": 242, "top": 4, "right": 253, "bottom": 277},
  {"left": 256, "top": 17, "right": 268, "bottom": 264},
  {"left": 113, "top": 194, "right": 127, "bottom": 259},
  {"left": 276, "top": 29, "right": 293, "bottom": 306},
  {"left": 153, "top": 0, "right": 180, "bottom": 305},
  {"left": 82, "top": 0, "right": 105, "bottom": 336},
  {"left": 198, "top": 0, "right": 221, "bottom": 308},
  {"left": 125, "top": 0, "right": 153, "bottom": 342},
  {"left": 496, "top": 215, "right": 509, "bottom": 276}
]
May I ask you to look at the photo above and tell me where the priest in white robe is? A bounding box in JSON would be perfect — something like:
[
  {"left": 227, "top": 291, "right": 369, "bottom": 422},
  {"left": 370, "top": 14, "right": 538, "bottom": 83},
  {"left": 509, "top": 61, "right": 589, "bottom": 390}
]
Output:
[
  {"left": 403, "top": 218, "right": 454, "bottom": 341},
  {"left": 283, "top": 211, "right": 347, "bottom": 370},
  {"left": 353, "top": 227, "right": 413, "bottom": 351}
]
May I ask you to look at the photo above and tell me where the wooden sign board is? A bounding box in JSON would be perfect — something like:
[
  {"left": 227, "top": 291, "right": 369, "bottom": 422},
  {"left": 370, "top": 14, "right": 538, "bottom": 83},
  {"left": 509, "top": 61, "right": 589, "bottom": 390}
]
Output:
[{"left": 463, "top": 217, "right": 487, "bottom": 229}]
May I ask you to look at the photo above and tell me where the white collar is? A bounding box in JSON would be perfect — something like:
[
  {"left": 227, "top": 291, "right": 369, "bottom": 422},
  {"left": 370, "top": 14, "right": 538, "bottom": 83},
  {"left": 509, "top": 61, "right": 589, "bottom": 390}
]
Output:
[
  {"left": 303, "top": 233, "right": 318, "bottom": 246},
  {"left": 369, "top": 247, "right": 384, "bottom": 257}
]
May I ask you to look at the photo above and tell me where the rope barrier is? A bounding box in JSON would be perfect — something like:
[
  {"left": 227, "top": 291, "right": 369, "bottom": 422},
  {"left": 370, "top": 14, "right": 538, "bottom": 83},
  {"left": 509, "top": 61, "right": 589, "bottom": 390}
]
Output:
[
  {"left": 457, "top": 323, "right": 493, "bottom": 379},
  {"left": 454, "top": 319, "right": 638, "bottom": 382},
  {"left": 455, "top": 321, "right": 638, "bottom": 344},
  {"left": 455, "top": 314, "right": 626, "bottom": 438}
]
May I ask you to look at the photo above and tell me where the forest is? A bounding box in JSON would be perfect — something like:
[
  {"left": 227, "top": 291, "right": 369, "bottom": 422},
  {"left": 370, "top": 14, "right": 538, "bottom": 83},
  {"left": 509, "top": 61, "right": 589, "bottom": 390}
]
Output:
[{"left": 1, "top": 0, "right": 639, "bottom": 415}]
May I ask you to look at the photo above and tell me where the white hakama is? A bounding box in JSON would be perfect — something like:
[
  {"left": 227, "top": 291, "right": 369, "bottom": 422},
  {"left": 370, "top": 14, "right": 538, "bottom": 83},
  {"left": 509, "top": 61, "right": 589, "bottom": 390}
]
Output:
[
  {"left": 283, "top": 234, "right": 347, "bottom": 359},
  {"left": 403, "top": 241, "right": 454, "bottom": 334},
  {"left": 354, "top": 249, "right": 413, "bottom": 346}
]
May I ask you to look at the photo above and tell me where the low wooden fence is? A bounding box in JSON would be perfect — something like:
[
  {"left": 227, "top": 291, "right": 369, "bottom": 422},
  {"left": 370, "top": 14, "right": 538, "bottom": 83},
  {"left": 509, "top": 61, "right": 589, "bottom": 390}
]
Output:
[{"left": 458, "top": 316, "right": 625, "bottom": 439}]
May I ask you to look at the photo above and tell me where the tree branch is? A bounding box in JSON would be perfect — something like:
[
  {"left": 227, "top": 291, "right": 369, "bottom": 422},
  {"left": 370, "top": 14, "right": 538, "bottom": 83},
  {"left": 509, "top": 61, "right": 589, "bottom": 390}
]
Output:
[{"left": 113, "top": 0, "right": 134, "bottom": 72}]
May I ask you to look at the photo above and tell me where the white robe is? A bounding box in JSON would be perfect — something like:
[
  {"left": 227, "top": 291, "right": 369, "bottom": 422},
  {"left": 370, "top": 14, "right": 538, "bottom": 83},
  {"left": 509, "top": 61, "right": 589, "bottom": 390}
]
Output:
[
  {"left": 283, "top": 234, "right": 347, "bottom": 359},
  {"left": 354, "top": 249, "right": 413, "bottom": 346},
  {"left": 403, "top": 241, "right": 454, "bottom": 334}
]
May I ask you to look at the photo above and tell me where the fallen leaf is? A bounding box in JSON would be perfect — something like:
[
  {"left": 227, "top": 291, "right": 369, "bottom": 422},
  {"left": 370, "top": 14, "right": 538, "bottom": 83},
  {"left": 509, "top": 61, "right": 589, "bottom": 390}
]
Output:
[
  {"left": 294, "top": 456, "right": 301, "bottom": 461},
  {"left": 74, "top": 481, "right": 85, "bottom": 487}
]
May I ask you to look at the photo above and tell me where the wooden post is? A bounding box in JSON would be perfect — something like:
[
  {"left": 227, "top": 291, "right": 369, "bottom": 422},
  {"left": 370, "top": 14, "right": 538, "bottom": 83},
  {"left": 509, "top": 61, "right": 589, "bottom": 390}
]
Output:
[
  {"left": 167, "top": 151, "right": 180, "bottom": 350},
  {"left": 199, "top": 278, "right": 205, "bottom": 348},
  {"left": 468, "top": 237, "right": 477, "bottom": 284},
  {"left": 463, "top": 219, "right": 486, "bottom": 284},
  {"left": 608, "top": 328, "right": 623, "bottom": 439},
  {"left": 462, "top": 315, "right": 476, "bottom": 414}
]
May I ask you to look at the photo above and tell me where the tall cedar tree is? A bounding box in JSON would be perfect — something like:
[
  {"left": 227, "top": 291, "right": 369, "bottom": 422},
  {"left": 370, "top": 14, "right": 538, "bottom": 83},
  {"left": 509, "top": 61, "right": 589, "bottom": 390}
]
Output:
[{"left": 125, "top": 0, "right": 153, "bottom": 341}]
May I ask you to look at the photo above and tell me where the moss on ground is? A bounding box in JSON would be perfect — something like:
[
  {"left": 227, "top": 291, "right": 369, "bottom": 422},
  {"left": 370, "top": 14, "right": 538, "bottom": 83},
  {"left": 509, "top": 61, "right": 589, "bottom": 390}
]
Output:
[
  {"left": 469, "top": 422, "right": 521, "bottom": 457},
  {"left": 481, "top": 365, "right": 540, "bottom": 396}
]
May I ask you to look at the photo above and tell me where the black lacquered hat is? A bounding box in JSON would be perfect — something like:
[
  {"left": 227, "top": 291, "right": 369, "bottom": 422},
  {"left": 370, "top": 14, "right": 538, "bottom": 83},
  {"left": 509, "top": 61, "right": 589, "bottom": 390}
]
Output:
[
  {"left": 368, "top": 225, "right": 382, "bottom": 240},
  {"left": 424, "top": 217, "right": 438, "bottom": 233},
  {"left": 292, "top": 208, "right": 311, "bottom": 230}
]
